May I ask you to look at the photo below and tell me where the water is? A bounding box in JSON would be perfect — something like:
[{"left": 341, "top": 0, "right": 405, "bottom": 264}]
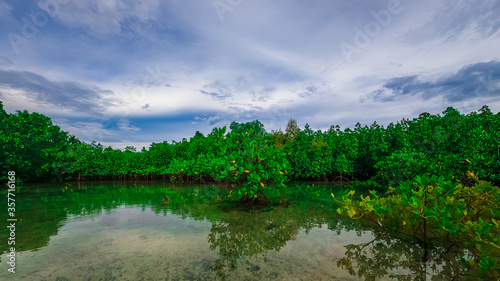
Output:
[{"left": 0, "top": 181, "right": 477, "bottom": 280}]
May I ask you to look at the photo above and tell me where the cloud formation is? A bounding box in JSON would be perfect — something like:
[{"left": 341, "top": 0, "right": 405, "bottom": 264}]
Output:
[
  {"left": 367, "top": 61, "right": 500, "bottom": 103},
  {"left": 1, "top": 0, "right": 499, "bottom": 148},
  {"left": 38, "top": 0, "right": 160, "bottom": 36},
  {"left": 0, "top": 69, "right": 113, "bottom": 114},
  {"left": 200, "top": 80, "right": 232, "bottom": 101},
  {"left": 407, "top": 1, "right": 500, "bottom": 42},
  {"left": 0, "top": 55, "right": 14, "bottom": 66}
]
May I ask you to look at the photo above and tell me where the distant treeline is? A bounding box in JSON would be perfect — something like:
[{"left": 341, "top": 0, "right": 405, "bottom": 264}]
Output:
[{"left": 1, "top": 101, "right": 499, "bottom": 188}]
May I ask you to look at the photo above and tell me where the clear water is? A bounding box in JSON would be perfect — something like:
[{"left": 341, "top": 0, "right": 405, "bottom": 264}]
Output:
[{"left": 0, "top": 181, "right": 477, "bottom": 280}]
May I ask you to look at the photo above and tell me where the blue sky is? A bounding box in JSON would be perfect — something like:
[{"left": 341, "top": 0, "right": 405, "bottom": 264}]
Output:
[{"left": 1, "top": 0, "right": 499, "bottom": 149}]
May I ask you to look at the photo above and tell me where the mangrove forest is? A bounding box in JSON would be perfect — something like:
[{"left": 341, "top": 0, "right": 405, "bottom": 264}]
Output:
[{"left": 1, "top": 100, "right": 499, "bottom": 279}]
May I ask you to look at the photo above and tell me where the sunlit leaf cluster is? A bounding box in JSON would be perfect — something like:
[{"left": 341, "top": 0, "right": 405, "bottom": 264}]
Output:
[{"left": 337, "top": 174, "right": 500, "bottom": 279}]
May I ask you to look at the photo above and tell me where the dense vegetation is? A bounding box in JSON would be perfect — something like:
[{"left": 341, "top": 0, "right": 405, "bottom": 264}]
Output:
[
  {"left": 2, "top": 101, "right": 499, "bottom": 189},
  {"left": 337, "top": 174, "right": 500, "bottom": 279},
  {"left": 2, "top": 100, "right": 500, "bottom": 278}
]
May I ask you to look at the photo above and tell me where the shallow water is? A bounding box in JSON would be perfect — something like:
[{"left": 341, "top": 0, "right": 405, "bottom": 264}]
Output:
[{"left": 0, "top": 181, "right": 477, "bottom": 280}]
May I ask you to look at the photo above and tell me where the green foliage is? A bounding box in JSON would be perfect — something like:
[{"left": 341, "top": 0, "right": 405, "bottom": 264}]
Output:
[
  {"left": 0, "top": 106, "right": 71, "bottom": 182},
  {"left": 224, "top": 120, "right": 289, "bottom": 202},
  {"left": 272, "top": 118, "right": 299, "bottom": 149},
  {"left": 275, "top": 106, "right": 500, "bottom": 186},
  {"left": 2, "top": 102, "right": 500, "bottom": 208},
  {"left": 337, "top": 174, "right": 500, "bottom": 279}
]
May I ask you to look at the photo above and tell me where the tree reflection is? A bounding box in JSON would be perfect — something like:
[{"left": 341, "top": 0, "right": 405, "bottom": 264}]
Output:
[
  {"left": 204, "top": 186, "right": 362, "bottom": 280},
  {"left": 336, "top": 232, "right": 475, "bottom": 281},
  {"left": 207, "top": 207, "right": 302, "bottom": 279}
]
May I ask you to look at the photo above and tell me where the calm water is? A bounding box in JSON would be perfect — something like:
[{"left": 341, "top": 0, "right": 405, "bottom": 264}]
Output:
[{"left": 0, "top": 181, "right": 476, "bottom": 281}]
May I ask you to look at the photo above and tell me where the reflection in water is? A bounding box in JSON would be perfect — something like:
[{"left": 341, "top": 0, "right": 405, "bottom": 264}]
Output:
[
  {"left": 0, "top": 181, "right": 480, "bottom": 280},
  {"left": 208, "top": 207, "right": 312, "bottom": 279},
  {"left": 337, "top": 232, "right": 478, "bottom": 281}
]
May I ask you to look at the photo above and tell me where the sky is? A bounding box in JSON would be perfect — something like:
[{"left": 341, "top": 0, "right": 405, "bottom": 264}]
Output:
[{"left": 0, "top": 0, "right": 499, "bottom": 150}]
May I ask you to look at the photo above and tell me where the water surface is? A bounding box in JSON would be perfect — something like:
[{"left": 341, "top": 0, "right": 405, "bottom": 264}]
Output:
[{"left": 0, "top": 181, "right": 476, "bottom": 280}]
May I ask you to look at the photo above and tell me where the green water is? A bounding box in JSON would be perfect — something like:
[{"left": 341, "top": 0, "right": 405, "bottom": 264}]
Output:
[{"left": 0, "top": 181, "right": 477, "bottom": 280}]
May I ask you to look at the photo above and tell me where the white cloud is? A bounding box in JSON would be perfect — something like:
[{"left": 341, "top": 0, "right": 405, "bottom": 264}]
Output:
[
  {"left": 0, "top": 1, "right": 11, "bottom": 18},
  {"left": 38, "top": 0, "right": 160, "bottom": 35},
  {"left": 2, "top": 0, "right": 500, "bottom": 148},
  {"left": 117, "top": 119, "right": 140, "bottom": 131},
  {"left": 54, "top": 119, "right": 115, "bottom": 143}
]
